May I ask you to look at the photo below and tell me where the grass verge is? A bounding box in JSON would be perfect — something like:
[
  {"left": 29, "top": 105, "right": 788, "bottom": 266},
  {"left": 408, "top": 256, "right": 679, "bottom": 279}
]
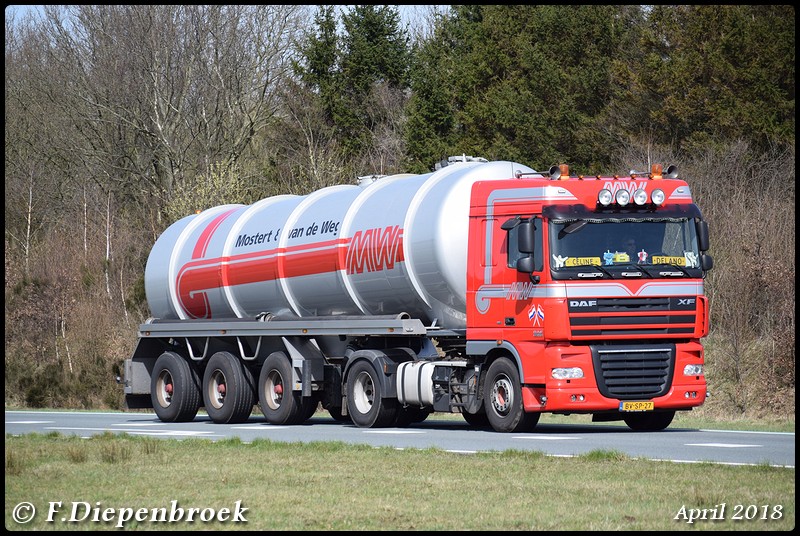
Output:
[{"left": 5, "top": 432, "right": 795, "bottom": 531}]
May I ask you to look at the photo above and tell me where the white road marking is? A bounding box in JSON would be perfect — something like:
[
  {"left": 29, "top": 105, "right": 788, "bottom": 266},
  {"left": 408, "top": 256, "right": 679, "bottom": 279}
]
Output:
[
  {"left": 513, "top": 435, "right": 582, "bottom": 441},
  {"left": 44, "top": 427, "right": 213, "bottom": 436},
  {"left": 700, "top": 429, "right": 794, "bottom": 436},
  {"left": 112, "top": 423, "right": 166, "bottom": 427},
  {"left": 684, "top": 443, "right": 762, "bottom": 448},
  {"left": 231, "top": 425, "right": 289, "bottom": 430},
  {"left": 363, "top": 430, "right": 426, "bottom": 434},
  {"left": 5, "top": 421, "right": 54, "bottom": 424},
  {"left": 123, "top": 431, "right": 217, "bottom": 437}
]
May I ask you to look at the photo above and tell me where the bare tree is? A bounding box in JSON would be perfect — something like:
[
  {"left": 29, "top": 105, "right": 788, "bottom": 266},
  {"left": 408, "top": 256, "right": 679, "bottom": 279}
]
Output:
[{"left": 37, "top": 5, "right": 308, "bottom": 217}]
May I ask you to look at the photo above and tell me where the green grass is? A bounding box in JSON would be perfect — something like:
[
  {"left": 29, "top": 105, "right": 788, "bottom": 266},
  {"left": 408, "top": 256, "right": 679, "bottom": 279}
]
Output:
[{"left": 5, "top": 433, "right": 795, "bottom": 531}]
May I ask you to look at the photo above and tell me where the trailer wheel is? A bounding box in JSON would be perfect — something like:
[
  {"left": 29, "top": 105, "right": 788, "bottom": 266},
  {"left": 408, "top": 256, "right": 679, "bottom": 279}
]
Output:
[
  {"left": 327, "top": 405, "right": 352, "bottom": 423},
  {"left": 346, "top": 360, "right": 397, "bottom": 428},
  {"left": 623, "top": 410, "right": 675, "bottom": 432},
  {"left": 483, "top": 357, "right": 539, "bottom": 433},
  {"left": 202, "top": 351, "right": 255, "bottom": 424},
  {"left": 151, "top": 352, "right": 201, "bottom": 422},
  {"left": 259, "top": 352, "right": 306, "bottom": 425}
]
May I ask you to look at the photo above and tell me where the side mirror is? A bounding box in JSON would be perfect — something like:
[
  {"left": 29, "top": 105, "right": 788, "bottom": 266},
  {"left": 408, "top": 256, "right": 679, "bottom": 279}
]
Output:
[
  {"left": 696, "top": 220, "right": 710, "bottom": 252},
  {"left": 701, "top": 253, "right": 713, "bottom": 271},
  {"left": 516, "top": 257, "right": 540, "bottom": 283},
  {"left": 518, "top": 220, "right": 535, "bottom": 254},
  {"left": 517, "top": 256, "right": 535, "bottom": 273}
]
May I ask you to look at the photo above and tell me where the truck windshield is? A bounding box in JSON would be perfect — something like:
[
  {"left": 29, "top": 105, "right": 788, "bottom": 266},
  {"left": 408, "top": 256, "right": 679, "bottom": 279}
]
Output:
[{"left": 548, "top": 218, "right": 701, "bottom": 279}]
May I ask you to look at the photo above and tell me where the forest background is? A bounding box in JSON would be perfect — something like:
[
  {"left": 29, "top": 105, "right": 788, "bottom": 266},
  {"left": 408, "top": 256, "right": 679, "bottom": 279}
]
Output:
[{"left": 4, "top": 5, "right": 795, "bottom": 423}]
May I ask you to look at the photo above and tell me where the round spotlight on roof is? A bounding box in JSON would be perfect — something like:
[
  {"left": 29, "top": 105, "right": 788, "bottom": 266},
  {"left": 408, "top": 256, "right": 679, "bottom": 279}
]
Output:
[
  {"left": 598, "top": 189, "right": 613, "bottom": 206},
  {"left": 633, "top": 189, "right": 648, "bottom": 206},
  {"left": 651, "top": 188, "right": 665, "bottom": 206},
  {"left": 615, "top": 189, "right": 631, "bottom": 206}
]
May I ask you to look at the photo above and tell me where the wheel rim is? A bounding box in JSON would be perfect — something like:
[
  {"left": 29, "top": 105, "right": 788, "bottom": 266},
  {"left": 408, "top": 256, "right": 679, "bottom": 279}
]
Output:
[
  {"left": 490, "top": 374, "right": 513, "bottom": 415},
  {"left": 264, "top": 369, "right": 285, "bottom": 410},
  {"left": 207, "top": 369, "right": 227, "bottom": 409},
  {"left": 155, "top": 370, "right": 173, "bottom": 408},
  {"left": 352, "top": 371, "right": 375, "bottom": 415}
]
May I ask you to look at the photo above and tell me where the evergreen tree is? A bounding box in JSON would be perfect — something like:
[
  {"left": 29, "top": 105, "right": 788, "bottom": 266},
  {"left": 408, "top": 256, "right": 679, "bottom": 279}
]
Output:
[
  {"left": 293, "top": 5, "right": 340, "bottom": 125},
  {"left": 625, "top": 5, "right": 794, "bottom": 150},
  {"left": 337, "top": 5, "right": 410, "bottom": 157},
  {"left": 406, "top": 5, "right": 634, "bottom": 172}
]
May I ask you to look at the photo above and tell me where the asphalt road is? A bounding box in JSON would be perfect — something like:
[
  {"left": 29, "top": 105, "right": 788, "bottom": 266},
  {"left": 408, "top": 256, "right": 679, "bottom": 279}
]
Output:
[{"left": 5, "top": 409, "right": 794, "bottom": 468}]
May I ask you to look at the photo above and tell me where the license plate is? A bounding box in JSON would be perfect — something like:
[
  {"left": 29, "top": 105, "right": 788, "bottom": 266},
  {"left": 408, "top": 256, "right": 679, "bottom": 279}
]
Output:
[{"left": 619, "top": 401, "right": 654, "bottom": 412}]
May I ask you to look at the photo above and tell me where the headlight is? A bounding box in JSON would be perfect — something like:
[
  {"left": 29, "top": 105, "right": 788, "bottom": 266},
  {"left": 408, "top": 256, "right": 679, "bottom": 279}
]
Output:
[
  {"left": 683, "top": 364, "right": 704, "bottom": 376},
  {"left": 552, "top": 367, "right": 584, "bottom": 380},
  {"left": 598, "top": 189, "right": 613, "bottom": 206},
  {"left": 633, "top": 189, "right": 648, "bottom": 205},
  {"left": 651, "top": 188, "right": 665, "bottom": 206},
  {"left": 615, "top": 189, "right": 630, "bottom": 206}
]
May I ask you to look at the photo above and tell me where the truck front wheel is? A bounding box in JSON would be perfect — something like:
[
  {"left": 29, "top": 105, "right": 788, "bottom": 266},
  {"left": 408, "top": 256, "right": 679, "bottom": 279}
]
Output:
[
  {"left": 151, "top": 351, "right": 201, "bottom": 423},
  {"left": 346, "top": 360, "right": 397, "bottom": 428},
  {"left": 202, "top": 351, "right": 255, "bottom": 424},
  {"left": 484, "top": 357, "right": 539, "bottom": 433},
  {"left": 623, "top": 410, "right": 675, "bottom": 431}
]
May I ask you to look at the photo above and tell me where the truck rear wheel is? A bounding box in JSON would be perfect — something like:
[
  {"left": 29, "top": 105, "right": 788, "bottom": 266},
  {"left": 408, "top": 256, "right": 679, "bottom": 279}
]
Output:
[
  {"left": 202, "top": 351, "right": 255, "bottom": 424},
  {"left": 484, "top": 357, "right": 539, "bottom": 433},
  {"left": 462, "top": 408, "right": 491, "bottom": 429},
  {"left": 346, "top": 360, "right": 397, "bottom": 428},
  {"left": 623, "top": 410, "right": 675, "bottom": 431},
  {"left": 395, "top": 406, "right": 432, "bottom": 427},
  {"left": 151, "top": 351, "right": 201, "bottom": 422},
  {"left": 259, "top": 352, "right": 307, "bottom": 425}
]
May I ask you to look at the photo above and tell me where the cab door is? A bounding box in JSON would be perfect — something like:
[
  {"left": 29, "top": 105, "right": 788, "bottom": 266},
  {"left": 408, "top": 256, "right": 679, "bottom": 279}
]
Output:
[
  {"left": 503, "top": 217, "right": 545, "bottom": 338},
  {"left": 466, "top": 215, "right": 510, "bottom": 336}
]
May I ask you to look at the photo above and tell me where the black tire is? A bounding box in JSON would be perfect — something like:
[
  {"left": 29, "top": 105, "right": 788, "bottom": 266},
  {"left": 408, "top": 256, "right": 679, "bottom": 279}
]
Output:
[
  {"left": 327, "top": 405, "right": 352, "bottom": 423},
  {"left": 301, "top": 396, "right": 320, "bottom": 422},
  {"left": 483, "top": 357, "right": 540, "bottom": 433},
  {"left": 395, "top": 406, "right": 433, "bottom": 427},
  {"left": 346, "top": 360, "right": 398, "bottom": 428},
  {"left": 259, "top": 352, "right": 306, "bottom": 425},
  {"left": 462, "top": 408, "right": 492, "bottom": 429},
  {"left": 202, "top": 351, "right": 255, "bottom": 424},
  {"left": 151, "top": 351, "right": 201, "bottom": 422},
  {"left": 623, "top": 410, "right": 675, "bottom": 432}
]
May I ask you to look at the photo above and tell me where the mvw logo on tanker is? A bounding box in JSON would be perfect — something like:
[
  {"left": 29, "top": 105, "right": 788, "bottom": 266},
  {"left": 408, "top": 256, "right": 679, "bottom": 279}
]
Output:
[{"left": 345, "top": 225, "right": 404, "bottom": 274}]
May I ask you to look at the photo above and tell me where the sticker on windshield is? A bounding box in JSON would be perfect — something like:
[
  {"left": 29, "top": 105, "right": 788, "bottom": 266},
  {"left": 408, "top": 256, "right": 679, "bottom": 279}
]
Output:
[
  {"left": 565, "top": 257, "right": 601, "bottom": 267},
  {"left": 652, "top": 255, "right": 686, "bottom": 266},
  {"left": 605, "top": 251, "right": 631, "bottom": 264},
  {"left": 552, "top": 254, "right": 569, "bottom": 268}
]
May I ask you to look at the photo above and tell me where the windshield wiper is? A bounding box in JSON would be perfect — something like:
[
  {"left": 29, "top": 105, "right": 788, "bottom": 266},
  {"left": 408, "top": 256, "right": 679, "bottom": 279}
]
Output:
[
  {"left": 649, "top": 263, "right": 691, "bottom": 277},
  {"left": 620, "top": 265, "right": 652, "bottom": 278},
  {"left": 575, "top": 264, "right": 614, "bottom": 279}
]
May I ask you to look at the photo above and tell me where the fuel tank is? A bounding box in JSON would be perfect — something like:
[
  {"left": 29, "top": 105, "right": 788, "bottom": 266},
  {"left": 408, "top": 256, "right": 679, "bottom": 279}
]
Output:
[{"left": 145, "top": 160, "right": 535, "bottom": 329}]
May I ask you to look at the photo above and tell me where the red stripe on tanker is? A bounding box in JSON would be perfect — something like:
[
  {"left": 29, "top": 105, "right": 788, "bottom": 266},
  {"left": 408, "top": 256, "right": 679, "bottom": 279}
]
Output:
[{"left": 175, "top": 231, "right": 405, "bottom": 319}]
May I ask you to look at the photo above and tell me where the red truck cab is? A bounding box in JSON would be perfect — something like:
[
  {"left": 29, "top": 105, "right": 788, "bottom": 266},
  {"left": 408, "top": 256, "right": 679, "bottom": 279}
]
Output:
[{"left": 466, "top": 164, "right": 713, "bottom": 431}]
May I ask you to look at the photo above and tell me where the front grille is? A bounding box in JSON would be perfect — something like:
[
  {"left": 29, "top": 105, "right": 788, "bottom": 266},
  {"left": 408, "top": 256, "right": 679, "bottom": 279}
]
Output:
[
  {"left": 568, "top": 297, "right": 697, "bottom": 338},
  {"left": 591, "top": 344, "right": 675, "bottom": 399}
]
